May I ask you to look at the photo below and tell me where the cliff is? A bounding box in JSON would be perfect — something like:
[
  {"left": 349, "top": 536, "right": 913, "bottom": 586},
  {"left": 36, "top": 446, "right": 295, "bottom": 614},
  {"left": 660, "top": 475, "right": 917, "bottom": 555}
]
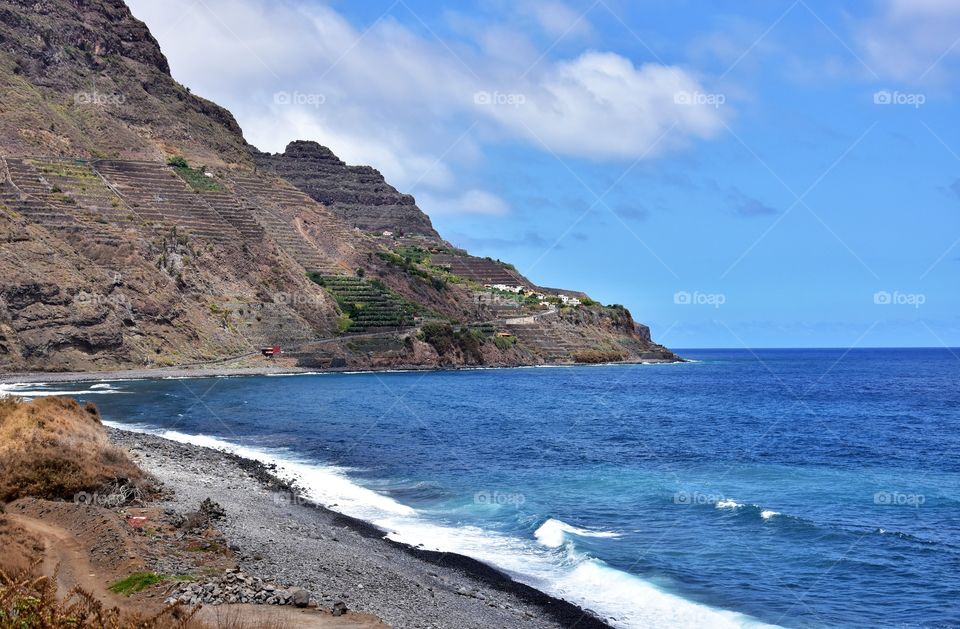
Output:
[
  {"left": 0, "top": 0, "right": 678, "bottom": 373},
  {"left": 253, "top": 141, "right": 442, "bottom": 240},
  {"left": 0, "top": 0, "right": 251, "bottom": 165}
]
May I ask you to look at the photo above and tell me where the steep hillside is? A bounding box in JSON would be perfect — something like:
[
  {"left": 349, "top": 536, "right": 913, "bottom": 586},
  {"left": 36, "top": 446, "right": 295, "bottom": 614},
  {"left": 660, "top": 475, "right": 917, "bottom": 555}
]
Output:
[
  {"left": 253, "top": 141, "right": 442, "bottom": 240},
  {"left": 0, "top": 0, "right": 678, "bottom": 373},
  {"left": 0, "top": 0, "right": 250, "bottom": 165}
]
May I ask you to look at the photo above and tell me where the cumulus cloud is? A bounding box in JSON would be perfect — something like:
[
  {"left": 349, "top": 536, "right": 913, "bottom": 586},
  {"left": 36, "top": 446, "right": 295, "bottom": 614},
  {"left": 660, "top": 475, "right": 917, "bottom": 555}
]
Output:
[
  {"left": 127, "top": 0, "right": 724, "bottom": 215},
  {"left": 477, "top": 52, "right": 725, "bottom": 159}
]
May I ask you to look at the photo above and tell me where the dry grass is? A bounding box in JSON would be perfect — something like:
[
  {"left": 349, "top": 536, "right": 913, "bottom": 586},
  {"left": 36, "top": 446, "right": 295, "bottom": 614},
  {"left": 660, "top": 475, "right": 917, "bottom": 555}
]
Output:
[
  {"left": 208, "top": 607, "right": 288, "bottom": 629},
  {"left": 571, "top": 349, "right": 627, "bottom": 364},
  {"left": 0, "top": 564, "right": 289, "bottom": 629},
  {"left": 0, "top": 564, "right": 202, "bottom": 628},
  {"left": 0, "top": 397, "right": 146, "bottom": 502}
]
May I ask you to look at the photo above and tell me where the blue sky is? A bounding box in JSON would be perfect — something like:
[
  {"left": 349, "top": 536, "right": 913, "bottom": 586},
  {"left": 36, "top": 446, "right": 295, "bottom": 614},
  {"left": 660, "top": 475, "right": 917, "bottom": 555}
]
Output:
[{"left": 127, "top": 0, "right": 960, "bottom": 348}]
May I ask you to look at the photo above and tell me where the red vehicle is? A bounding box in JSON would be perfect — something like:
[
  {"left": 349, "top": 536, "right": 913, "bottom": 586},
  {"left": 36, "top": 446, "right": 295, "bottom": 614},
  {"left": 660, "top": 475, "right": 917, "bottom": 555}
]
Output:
[{"left": 260, "top": 346, "right": 282, "bottom": 358}]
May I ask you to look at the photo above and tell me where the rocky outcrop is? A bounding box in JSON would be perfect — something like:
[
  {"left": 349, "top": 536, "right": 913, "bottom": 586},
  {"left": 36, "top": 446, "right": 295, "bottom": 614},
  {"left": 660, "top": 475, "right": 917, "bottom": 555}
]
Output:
[{"left": 253, "top": 141, "right": 441, "bottom": 240}]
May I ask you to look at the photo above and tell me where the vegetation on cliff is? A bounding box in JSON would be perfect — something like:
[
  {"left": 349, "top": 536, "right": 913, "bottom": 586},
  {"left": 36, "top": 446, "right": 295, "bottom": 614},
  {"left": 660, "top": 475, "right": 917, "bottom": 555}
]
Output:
[{"left": 0, "top": 397, "right": 145, "bottom": 502}]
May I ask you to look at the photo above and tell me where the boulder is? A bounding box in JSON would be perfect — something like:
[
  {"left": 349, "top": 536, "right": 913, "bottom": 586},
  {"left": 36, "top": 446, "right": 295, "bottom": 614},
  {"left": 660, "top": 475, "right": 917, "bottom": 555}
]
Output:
[{"left": 291, "top": 588, "right": 311, "bottom": 608}]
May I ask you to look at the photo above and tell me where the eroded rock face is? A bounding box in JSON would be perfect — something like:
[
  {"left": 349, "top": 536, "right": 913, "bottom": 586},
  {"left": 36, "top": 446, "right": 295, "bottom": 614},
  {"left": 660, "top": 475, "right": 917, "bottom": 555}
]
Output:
[
  {"left": 253, "top": 141, "right": 441, "bottom": 240},
  {"left": 0, "top": 0, "right": 250, "bottom": 164}
]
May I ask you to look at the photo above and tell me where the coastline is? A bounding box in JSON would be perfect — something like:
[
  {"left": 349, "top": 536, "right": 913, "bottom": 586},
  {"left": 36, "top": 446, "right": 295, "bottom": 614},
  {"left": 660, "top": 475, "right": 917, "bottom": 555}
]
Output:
[
  {"left": 106, "top": 425, "right": 613, "bottom": 629},
  {"left": 0, "top": 357, "right": 684, "bottom": 386}
]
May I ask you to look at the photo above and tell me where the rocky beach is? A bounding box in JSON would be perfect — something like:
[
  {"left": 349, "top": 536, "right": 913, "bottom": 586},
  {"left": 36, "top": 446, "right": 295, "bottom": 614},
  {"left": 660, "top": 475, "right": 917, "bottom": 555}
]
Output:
[{"left": 106, "top": 427, "right": 611, "bottom": 629}]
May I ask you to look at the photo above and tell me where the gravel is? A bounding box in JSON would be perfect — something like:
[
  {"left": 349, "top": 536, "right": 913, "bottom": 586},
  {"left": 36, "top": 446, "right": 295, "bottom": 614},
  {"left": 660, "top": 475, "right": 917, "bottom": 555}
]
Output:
[{"left": 109, "top": 427, "right": 611, "bottom": 629}]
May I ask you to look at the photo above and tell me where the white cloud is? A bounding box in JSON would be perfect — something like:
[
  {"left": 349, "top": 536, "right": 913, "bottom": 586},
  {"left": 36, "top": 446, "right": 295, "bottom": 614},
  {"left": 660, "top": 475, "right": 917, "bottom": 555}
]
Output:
[
  {"left": 418, "top": 189, "right": 511, "bottom": 216},
  {"left": 126, "top": 0, "right": 725, "bottom": 214},
  {"left": 477, "top": 52, "right": 725, "bottom": 159},
  {"left": 857, "top": 0, "right": 960, "bottom": 82},
  {"left": 523, "top": 1, "right": 595, "bottom": 39}
]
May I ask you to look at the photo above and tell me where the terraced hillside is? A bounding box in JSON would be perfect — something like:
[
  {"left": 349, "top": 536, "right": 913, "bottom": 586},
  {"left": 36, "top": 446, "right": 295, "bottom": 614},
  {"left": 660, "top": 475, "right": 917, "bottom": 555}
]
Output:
[
  {"left": 0, "top": 0, "right": 678, "bottom": 372},
  {"left": 430, "top": 254, "right": 530, "bottom": 287},
  {"left": 313, "top": 276, "right": 417, "bottom": 332}
]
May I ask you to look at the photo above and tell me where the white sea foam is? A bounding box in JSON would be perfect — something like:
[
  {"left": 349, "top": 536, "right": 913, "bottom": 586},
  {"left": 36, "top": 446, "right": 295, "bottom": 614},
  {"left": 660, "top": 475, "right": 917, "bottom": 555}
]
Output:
[
  {"left": 0, "top": 382, "right": 124, "bottom": 397},
  {"left": 715, "top": 499, "right": 745, "bottom": 509},
  {"left": 106, "top": 422, "right": 777, "bottom": 628},
  {"left": 534, "top": 518, "right": 622, "bottom": 548},
  {"left": 102, "top": 422, "right": 414, "bottom": 518},
  {"left": 760, "top": 510, "right": 780, "bottom": 519}
]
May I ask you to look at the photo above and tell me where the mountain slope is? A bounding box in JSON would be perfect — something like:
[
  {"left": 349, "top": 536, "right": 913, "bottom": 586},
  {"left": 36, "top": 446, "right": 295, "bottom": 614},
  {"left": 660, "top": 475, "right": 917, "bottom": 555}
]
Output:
[
  {"left": 253, "top": 141, "right": 442, "bottom": 241},
  {"left": 0, "top": 0, "right": 250, "bottom": 165},
  {"left": 0, "top": 0, "right": 677, "bottom": 373}
]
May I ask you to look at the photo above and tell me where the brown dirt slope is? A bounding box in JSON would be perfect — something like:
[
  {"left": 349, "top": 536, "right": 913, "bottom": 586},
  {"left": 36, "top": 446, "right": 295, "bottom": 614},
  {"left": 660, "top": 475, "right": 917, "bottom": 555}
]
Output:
[{"left": 0, "top": 396, "right": 144, "bottom": 502}]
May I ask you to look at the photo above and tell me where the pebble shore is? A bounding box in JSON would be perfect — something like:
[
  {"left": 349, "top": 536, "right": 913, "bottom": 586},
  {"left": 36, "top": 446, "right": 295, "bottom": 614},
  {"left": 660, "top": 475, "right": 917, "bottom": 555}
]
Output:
[{"left": 109, "top": 428, "right": 612, "bottom": 629}]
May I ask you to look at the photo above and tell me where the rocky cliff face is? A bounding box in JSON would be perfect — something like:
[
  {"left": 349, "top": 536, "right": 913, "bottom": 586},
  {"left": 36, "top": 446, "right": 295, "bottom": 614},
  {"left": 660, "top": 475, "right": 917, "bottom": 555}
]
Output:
[
  {"left": 0, "top": 0, "right": 678, "bottom": 373},
  {"left": 253, "top": 142, "right": 441, "bottom": 240},
  {"left": 0, "top": 0, "right": 251, "bottom": 165}
]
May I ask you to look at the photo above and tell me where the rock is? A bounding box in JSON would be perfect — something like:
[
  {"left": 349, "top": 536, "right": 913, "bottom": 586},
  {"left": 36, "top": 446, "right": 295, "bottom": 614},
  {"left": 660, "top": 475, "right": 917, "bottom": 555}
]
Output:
[
  {"left": 199, "top": 498, "right": 226, "bottom": 520},
  {"left": 254, "top": 142, "right": 441, "bottom": 239},
  {"left": 331, "top": 601, "right": 348, "bottom": 617},
  {"left": 291, "top": 588, "right": 310, "bottom": 608}
]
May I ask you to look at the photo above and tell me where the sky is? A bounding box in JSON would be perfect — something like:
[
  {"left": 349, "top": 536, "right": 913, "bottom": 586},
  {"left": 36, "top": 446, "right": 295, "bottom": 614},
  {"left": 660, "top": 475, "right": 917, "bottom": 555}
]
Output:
[{"left": 125, "top": 0, "right": 960, "bottom": 348}]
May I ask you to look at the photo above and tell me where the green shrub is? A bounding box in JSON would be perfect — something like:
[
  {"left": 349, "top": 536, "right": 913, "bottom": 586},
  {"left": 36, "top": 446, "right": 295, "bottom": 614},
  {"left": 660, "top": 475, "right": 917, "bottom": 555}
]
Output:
[
  {"left": 419, "top": 322, "right": 456, "bottom": 354},
  {"left": 419, "top": 323, "right": 486, "bottom": 362},
  {"left": 168, "top": 157, "right": 222, "bottom": 192},
  {"left": 108, "top": 572, "right": 165, "bottom": 596}
]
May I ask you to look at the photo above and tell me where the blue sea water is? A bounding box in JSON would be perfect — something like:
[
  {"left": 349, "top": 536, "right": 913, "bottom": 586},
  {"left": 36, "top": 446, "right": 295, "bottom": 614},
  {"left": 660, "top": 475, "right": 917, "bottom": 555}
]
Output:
[{"left": 7, "top": 349, "right": 960, "bottom": 628}]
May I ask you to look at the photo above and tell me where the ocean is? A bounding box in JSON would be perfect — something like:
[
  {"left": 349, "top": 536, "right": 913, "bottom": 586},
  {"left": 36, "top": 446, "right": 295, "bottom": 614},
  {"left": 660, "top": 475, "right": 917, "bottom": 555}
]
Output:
[{"left": 6, "top": 348, "right": 959, "bottom": 628}]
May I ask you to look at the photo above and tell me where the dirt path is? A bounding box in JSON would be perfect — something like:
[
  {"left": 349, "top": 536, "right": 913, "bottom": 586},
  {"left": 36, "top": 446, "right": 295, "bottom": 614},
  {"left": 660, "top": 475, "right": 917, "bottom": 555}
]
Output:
[
  {"left": 5, "top": 512, "right": 124, "bottom": 605},
  {"left": 4, "top": 509, "right": 385, "bottom": 628},
  {"left": 194, "top": 604, "right": 386, "bottom": 628}
]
